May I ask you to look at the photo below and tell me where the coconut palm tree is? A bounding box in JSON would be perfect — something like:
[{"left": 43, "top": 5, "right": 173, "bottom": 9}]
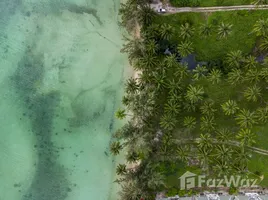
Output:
[
  {"left": 213, "top": 159, "right": 231, "bottom": 176},
  {"left": 121, "top": 37, "right": 144, "bottom": 63},
  {"left": 144, "top": 24, "right": 160, "bottom": 40},
  {"left": 245, "top": 68, "right": 260, "bottom": 83},
  {"left": 126, "top": 78, "right": 139, "bottom": 94},
  {"left": 197, "top": 133, "right": 213, "bottom": 149},
  {"left": 200, "top": 115, "right": 216, "bottom": 132},
  {"left": 235, "top": 109, "right": 257, "bottom": 128},
  {"left": 176, "top": 145, "right": 190, "bottom": 163},
  {"left": 160, "top": 113, "right": 177, "bottom": 130},
  {"left": 216, "top": 128, "right": 233, "bottom": 142},
  {"left": 253, "top": 18, "right": 268, "bottom": 37},
  {"left": 214, "top": 145, "right": 233, "bottom": 162},
  {"left": 183, "top": 116, "right": 197, "bottom": 130},
  {"left": 115, "top": 108, "right": 127, "bottom": 120},
  {"left": 236, "top": 128, "right": 256, "bottom": 146},
  {"left": 177, "top": 41, "right": 194, "bottom": 57},
  {"left": 260, "top": 36, "right": 268, "bottom": 51},
  {"left": 199, "top": 23, "right": 213, "bottom": 37},
  {"left": 193, "top": 65, "right": 208, "bottom": 80},
  {"left": 183, "top": 101, "right": 197, "bottom": 112},
  {"left": 164, "top": 99, "right": 180, "bottom": 115},
  {"left": 227, "top": 68, "right": 244, "bottom": 85},
  {"left": 139, "top": 54, "right": 157, "bottom": 69},
  {"left": 226, "top": 50, "right": 243, "bottom": 68},
  {"left": 116, "top": 164, "right": 127, "bottom": 176},
  {"left": 243, "top": 85, "right": 261, "bottom": 102},
  {"left": 217, "top": 22, "right": 233, "bottom": 38},
  {"left": 244, "top": 55, "right": 258, "bottom": 68},
  {"left": 207, "top": 69, "right": 222, "bottom": 84},
  {"left": 233, "top": 146, "right": 250, "bottom": 169},
  {"left": 200, "top": 100, "right": 217, "bottom": 116},
  {"left": 197, "top": 146, "right": 212, "bottom": 171},
  {"left": 153, "top": 72, "right": 166, "bottom": 91},
  {"left": 260, "top": 67, "right": 268, "bottom": 83},
  {"left": 255, "top": 106, "right": 268, "bottom": 124},
  {"left": 119, "top": 181, "right": 142, "bottom": 200},
  {"left": 185, "top": 85, "right": 205, "bottom": 104},
  {"left": 110, "top": 141, "right": 123, "bottom": 155},
  {"left": 180, "top": 23, "right": 195, "bottom": 40},
  {"left": 147, "top": 171, "right": 165, "bottom": 190},
  {"left": 126, "top": 151, "right": 140, "bottom": 163},
  {"left": 145, "top": 39, "right": 158, "bottom": 55},
  {"left": 122, "top": 95, "right": 131, "bottom": 107},
  {"left": 221, "top": 100, "right": 239, "bottom": 115},
  {"left": 175, "top": 62, "right": 190, "bottom": 80},
  {"left": 138, "top": 5, "right": 156, "bottom": 27},
  {"left": 164, "top": 54, "right": 178, "bottom": 69},
  {"left": 160, "top": 133, "right": 175, "bottom": 159},
  {"left": 166, "top": 79, "right": 181, "bottom": 95},
  {"left": 159, "top": 23, "right": 174, "bottom": 40}
]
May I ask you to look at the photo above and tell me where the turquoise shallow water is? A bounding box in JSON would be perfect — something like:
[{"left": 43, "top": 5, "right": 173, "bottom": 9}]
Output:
[{"left": 0, "top": 0, "right": 127, "bottom": 199}]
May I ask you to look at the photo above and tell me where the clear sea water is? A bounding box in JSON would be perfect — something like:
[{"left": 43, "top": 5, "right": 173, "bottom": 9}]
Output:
[{"left": 0, "top": 0, "right": 127, "bottom": 199}]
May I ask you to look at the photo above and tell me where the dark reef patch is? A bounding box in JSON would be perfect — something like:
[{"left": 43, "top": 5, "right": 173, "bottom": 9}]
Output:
[
  {"left": 67, "top": 4, "right": 103, "bottom": 25},
  {"left": 12, "top": 52, "right": 71, "bottom": 200}
]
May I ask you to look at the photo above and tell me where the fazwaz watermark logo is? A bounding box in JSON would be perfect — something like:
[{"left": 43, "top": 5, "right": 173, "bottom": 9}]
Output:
[{"left": 179, "top": 171, "right": 262, "bottom": 190}]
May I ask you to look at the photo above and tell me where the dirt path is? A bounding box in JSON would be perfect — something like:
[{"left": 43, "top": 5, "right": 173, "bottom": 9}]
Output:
[
  {"left": 150, "top": 4, "right": 268, "bottom": 13},
  {"left": 175, "top": 138, "right": 268, "bottom": 156}
]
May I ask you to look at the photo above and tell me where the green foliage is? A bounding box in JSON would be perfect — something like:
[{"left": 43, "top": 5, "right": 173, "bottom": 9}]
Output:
[
  {"left": 235, "top": 109, "right": 257, "bottom": 128},
  {"left": 221, "top": 100, "right": 239, "bottom": 116},
  {"left": 252, "top": 0, "right": 268, "bottom": 5},
  {"left": 229, "top": 185, "right": 238, "bottom": 195},
  {"left": 115, "top": 108, "right": 127, "bottom": 120},
  {"left": 253, "top": 18, "right": 268, "bottom": 37},
  {"left": 255, "top": 106, "right": 268, "bottom": 124},
  {"left": 166, "top": 188, "right": 179, "bottom": 197},
  {"left": 116, "top": 164, "right": 127, "bottom": 176},
  {"left": 260, "top": 37, "right": 268, "bottom": 51},
  {"left": 118, "top": 1, "right": 268, "bottom": 194},
  {"left": 193, "top": 65, "right": 208, "bottom": 80},
  {"left": 207, "top": 69, "right": 222, "bottom": 84},
  {"left": 170, "top": 0, "right": 200, "bottom": 7},
  {"left": 243, "top": 85, "right": 262, "bottom": 102},
  {"left": 185, "top": 85, "right": 204, "bottom": 103},
  {"left": 157, "top": 10, "right": 268, "bottom": 61},
  {"left": 217, "top": 22, "right": 233, "bottom": 38},
  {"left": 244, "top": 55, "right": 257, "bottom": 68},
  {"left": 159, "top": 23, "right": 174, "bottom": 40},
  {"left": 226, "top": 50, "right": 243, "bottom": 68},
  {"left": 236, "top": 129, "right": 257, "bottom": 146},
  {"left": 160, "top": 114, "right": 177, "bottom": 131},
  {"left": 183, "top": 116, "right": 197, "bottom": 129},
  {"left": 179, "top": 23, "right": 195, "bottom": 40},
  {"left": 200, "top": 115, "right": 216, "bottom": 132},
  {"left": 200, "top": 100, "right": 217, "bottom": 115},
  {"left": 110, "top": 141, "right": 123, "bottom": 155},
  {"left": 177, "top": 41, "right": 194, "bottom": 57},
  {"left": 227, "top": 69, "right": 244, "bottom": 85},
  {"left": 199, "top": 22, "right": 213, "bottom": 37}
]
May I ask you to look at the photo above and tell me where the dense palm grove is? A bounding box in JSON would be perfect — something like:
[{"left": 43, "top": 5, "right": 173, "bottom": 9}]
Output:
[{"left": 111, "top": 0, "right": 268, "bottom": 199}]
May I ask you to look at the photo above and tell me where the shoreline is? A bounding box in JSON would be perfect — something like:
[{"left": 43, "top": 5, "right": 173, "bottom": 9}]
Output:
[{"left": 109, "top": 9, "right": 142, "bottom": 199}]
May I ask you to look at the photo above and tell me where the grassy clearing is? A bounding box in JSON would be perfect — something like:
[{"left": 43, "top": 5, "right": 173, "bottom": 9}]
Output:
[
  {"left": 248, "top": 153, "right": 268, "bottom": 187},
  {"left": 170, "top": 0, "right": 252, "bottom": 7},
  {"left": 157, "top": 10, "right": 268, "bottom": 61}
]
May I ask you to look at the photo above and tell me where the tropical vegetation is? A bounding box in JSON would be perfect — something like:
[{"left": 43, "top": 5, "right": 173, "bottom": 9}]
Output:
[{"left": 114, "top": 0, "right": 268, "bottom": 199}]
